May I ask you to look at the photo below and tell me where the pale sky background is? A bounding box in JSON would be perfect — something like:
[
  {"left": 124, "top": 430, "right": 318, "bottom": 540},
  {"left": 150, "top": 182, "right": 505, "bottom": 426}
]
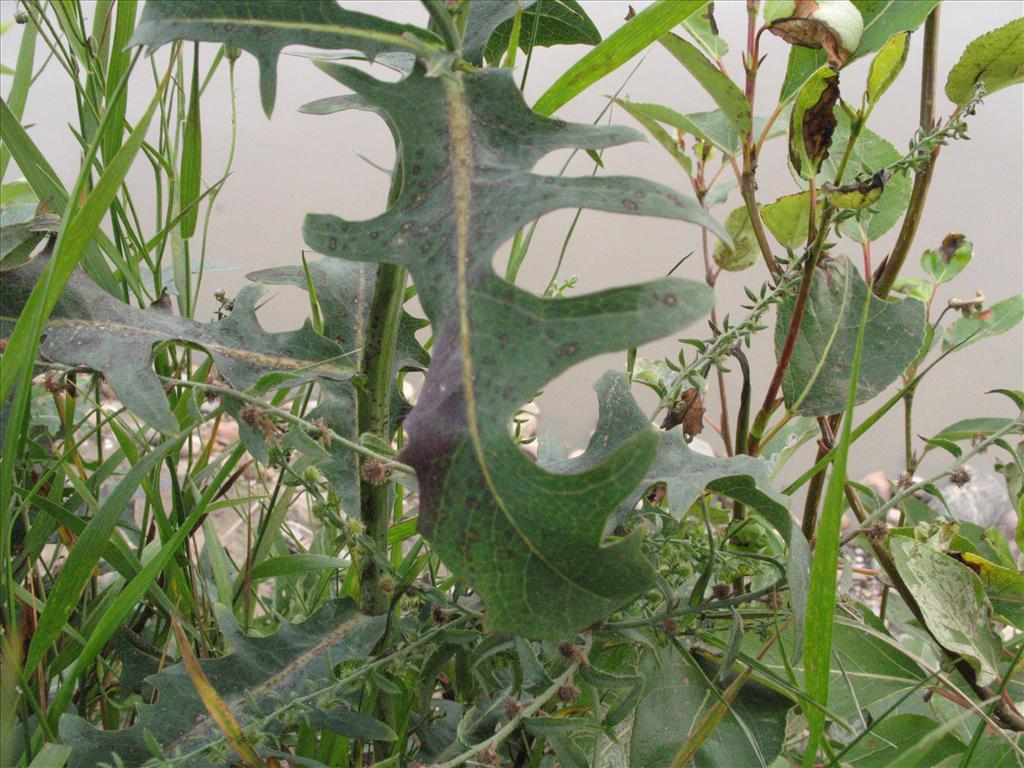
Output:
[{"left": 2, "top": 0, "right": 1022, "bottom": 486}]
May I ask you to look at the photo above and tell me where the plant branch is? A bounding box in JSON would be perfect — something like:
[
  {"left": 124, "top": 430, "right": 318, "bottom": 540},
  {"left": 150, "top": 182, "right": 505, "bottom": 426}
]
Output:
[
  {"left": 423, "top": 0, "right": 462, "bottom": 54},
  {"left": 873, "top": 6, "right": 940, "bottom": 299}
]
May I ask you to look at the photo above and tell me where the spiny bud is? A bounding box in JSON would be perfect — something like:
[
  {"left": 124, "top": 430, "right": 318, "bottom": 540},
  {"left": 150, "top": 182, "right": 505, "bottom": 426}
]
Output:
[
  {"left": 477, "top": 748, "right": 499, "bottom": 766},
  {"left": 14, "top": 9, "right": 28, "bottom": 24},
  {"left": 661, "top": 618, "right": 678, "bottom": 636},
  {"left": 557, "top": 641, "right": 588, "bottom": 667},
  {"left": 361, "top": 458, "right": 391, "bottom": 486},
  {"left": 379, "top": 575, "right": 396, "bottom": 594},
  {"left": 343, "top": 517, "right": 365, "bottom": 539},
  {"left": 432, "top": 605, "right": 447, "bottom": 625},
  {"left": 504, "top": 697, "right": 522, "bottom": 720},
  {"left": 224, "top": 43, "right": 242, "bottom": 62},
  {"left": 711, "top": 582, "right": 731, "bottom": 600},
  {"left": 558, "top": 684, "right": 580, "bottom": 704},
  {"left": 949, "top": 467, "right": 971, "bottom": 488},
  {"left": 866, "top": 522, "right": 888, "bottom": 546},
  {"left": 240, "top": 403, "right": 278, "bottom": 441},
  {"left": 301, "top": 466, "right": 323, "bottom": 486},
  {"left": 312, "top": 418, "right": 331, "bottom": 445}
]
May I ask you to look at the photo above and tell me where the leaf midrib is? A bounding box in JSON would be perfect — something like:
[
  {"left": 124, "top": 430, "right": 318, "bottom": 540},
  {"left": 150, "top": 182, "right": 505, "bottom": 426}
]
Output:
[{"left": 441, "top": 74, "right": 624, "bottom": 604}]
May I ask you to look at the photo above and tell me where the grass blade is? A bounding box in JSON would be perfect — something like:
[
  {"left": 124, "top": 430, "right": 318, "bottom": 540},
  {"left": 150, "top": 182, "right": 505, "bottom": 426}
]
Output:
[
  {"left": 801, "top": 273, "right": 874, "bottom": 766},
  {"left": 171, "top": 619, "right": 268, "bottom": 768},
  {"left": 23, "top": 438, "right": 178, "bottom": 673},
  {"left": 533, "top": 0, "right": 709, "bottom": 116}
]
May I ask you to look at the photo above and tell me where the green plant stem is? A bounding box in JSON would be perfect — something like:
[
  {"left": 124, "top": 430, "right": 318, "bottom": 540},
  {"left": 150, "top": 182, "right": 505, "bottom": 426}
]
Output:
[
  {"left": 357, "top": 164, "right": 409, "bottom": 616},
  {"left": 424, "top": 0, "right": 462, "bottom": 54},
  {"left": 873, "top": 6, "right": 940, "bottom": 299},
  {"left": 746, "top": 211, "right": 833, "bottom": 455},
  {"left": 358, "top": 274, "right": 408, "bottom": 615},
  {"left": 433, "top": 657, "right": 584, "bottom": 767},
  {"left": 151, "top": 375, "right": 413, "bottom": 475}
]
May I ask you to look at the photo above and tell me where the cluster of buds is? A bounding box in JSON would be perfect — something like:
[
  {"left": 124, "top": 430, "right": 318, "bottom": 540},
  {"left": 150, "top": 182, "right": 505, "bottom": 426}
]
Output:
[{"left": 240, "top": 402, "right": 278, "bottom": 441}]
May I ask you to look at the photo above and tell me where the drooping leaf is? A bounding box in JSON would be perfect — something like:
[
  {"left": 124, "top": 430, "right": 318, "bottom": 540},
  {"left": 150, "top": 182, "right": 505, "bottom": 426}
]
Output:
[
  {"left": 789, "top": 65, "right": 840, "bottom": 180},
  {"left": 300, "top": 63, "right": 725, "bottom": 639},
  {"left": 613, "top": 98, "right": 693, "bottom": 174},
  {"left": 767, "top": 0, "right": 865, "bottom": 68},
  {"left": 59, "top": 600, "right": 386, "bottom": 768},
  {"left": 841, "top": 713, "right": 966, "bottom": 767},
  {"left": 713, "top": 204, "right": 759, "bottom": 271},
  {"left": 129, "top": 0, "right": 440, "bottom": 115},
  {"left": 683, "top": 2, "right": 729, "bottom": 59},
  {"left": 821, "top": 169, "right": 889, "bottom": 210},
  {"left": 0, "top": 254, "right": 352, "bottom": 437},
  {"left": 659, "top": 31, "right": 751, "bottom": 138},
  {"left": 867, "top": 31, "right": 910, "bottom": 104},
  {"left": 0, "top": 204, "right": 52, "bottom": 271},
  {"left": 775, "top": 255, "right": 926, "bottom": 416},
  {"left": 943, "top": 294, "right": 1024, "bottom": 351},
  {"left": 778, "top": 0, "right": 939, "bottom": 102},
  {"left": 945, "top": 18, "right": 1024, "bottom": 106},
  {"left": 630, "top": 645, "right": 791, "bottom": 768},
  {"left": 613, "top": 100, "right": 781, "bottom": 157},
  {"left": 889, "top": 534, "right": 1001, "bottom": 686},
  {"left": 533, "top": 0, "right": 710, "bottom": 115}
]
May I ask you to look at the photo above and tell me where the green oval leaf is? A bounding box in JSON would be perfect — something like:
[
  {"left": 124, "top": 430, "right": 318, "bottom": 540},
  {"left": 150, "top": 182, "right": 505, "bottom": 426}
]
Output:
[{"left": 945, "top": 17, "right": 1024, "bottom": 106}]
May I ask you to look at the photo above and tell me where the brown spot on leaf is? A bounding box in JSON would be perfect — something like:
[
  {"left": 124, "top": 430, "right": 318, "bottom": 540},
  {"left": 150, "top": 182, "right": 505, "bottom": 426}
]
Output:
[{"left": 940, "top": 233, "right": 966, "bottom": 263}]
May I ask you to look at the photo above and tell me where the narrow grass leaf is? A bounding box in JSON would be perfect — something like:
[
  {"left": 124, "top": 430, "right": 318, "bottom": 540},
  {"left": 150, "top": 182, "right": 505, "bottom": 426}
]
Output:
[
  {"left": 534, "top": 0, "right": 709, "bottom": 115},
  {"left": 24, "top": 439, "right": 177, "bottom": 673},
  {"left": 801, "top": 269, "right": 874, "bottom": 767},
  {"left": 171, "top": 620, "right": 267, "bottom": 768}
]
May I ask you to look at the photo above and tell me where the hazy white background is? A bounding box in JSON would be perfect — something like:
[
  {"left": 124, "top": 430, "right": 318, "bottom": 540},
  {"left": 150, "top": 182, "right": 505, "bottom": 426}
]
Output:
[{"left": 2, "top": 0, "right": 1022, "bottom": 485}]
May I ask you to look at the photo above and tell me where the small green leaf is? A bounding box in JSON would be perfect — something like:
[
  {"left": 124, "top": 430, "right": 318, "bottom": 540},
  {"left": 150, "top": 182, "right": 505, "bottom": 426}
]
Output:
[
  {"left": 659, "top": 32, "right": 750, "bottom": 137},
  {"left": 760, "top": 190, "right": 819, "bottom": 249},
  {"left": 945, "top": 17, "right": 1024, "bottom": 106},
  {"left": 890, "top": 535, "right": 1001, "bottom": 686},
  {"left": 921, "top": 234, "right": 973, "bottom": 284},
  {"left": 776, "top": 255, "right": 926, "bottom": 416},
  {"left": 789, "top": 65, "right": 840, "bottom": 180},
  {"left": 943, "top": 294, "right": 1024, "bottom": 351},
  {"left": 534, "top": 0, "right": 709, "bottom": 115},
  {"left": 821, "top": 169, "right": 889, "bottom": 210},
  {"left": 891, "top": 277, "right": 934, "bottom": 303},
  {"left": 712, "top": 205, "right": 759, "bottom": 271},
  {"left": 867, "top": 31, "right": 910, "bottom": 104}
]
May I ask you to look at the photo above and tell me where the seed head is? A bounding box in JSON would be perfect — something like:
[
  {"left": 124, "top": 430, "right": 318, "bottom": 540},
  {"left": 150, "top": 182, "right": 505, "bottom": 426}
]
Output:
[
  {"left": 558, "top": 683, "right": 581, "bottom": 704},
  {"left": 361, "top": 458, "right": 391, "bottom": 486},
  {"left": 477, "top": 747, "right": 499, "bottom": 765},
  {"left": 711, "top": 582, "right": 731, "bottom": 600},
  {"left": 949, "top": 467, "right": 971, "bottom": 487},
  {"left": 504, "top": 697, "right": 522, "bottom": 720},
  {"left": 240, "top": 403, "right": 278, "bottom": 441},
  {"left": 557, "top": 641, "right": 588, "bottom": 667}
]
